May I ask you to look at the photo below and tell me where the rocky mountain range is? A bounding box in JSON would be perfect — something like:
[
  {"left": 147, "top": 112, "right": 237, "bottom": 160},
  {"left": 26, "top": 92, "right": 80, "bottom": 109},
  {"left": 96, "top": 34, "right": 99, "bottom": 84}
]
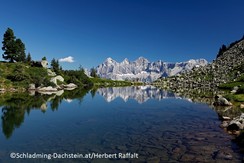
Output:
[{"left": 94, "top": 57, "right": 208, "bottom": 82}]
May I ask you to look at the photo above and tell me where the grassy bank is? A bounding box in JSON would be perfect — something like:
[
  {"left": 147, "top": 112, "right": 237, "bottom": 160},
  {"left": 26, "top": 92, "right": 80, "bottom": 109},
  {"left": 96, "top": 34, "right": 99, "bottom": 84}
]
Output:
[
  {"left": 0, "top": 62, "right": 144, "bottom": 92},
  {"left": 90, "top": 77, "right": 143, "bottom": 88},
  {"left": 218, "top": 75, "right": 244, "bottom": 103},
  {"left": 0, "top": 62, "right": 51, "bottom": 90}
]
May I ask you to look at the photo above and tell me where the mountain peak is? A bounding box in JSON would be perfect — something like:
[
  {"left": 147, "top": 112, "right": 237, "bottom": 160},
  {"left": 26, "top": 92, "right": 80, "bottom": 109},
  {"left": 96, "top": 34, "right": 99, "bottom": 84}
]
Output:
[
  {"left": 121, "top": 58, "right": 129, "bottom": 64},
  {"left": 188, "top": 59, "right": 196, "bottom": 63},
  {"left": 135, "top": 57, "right": 149, "bottom": 63},
  {"left": 104, "top": 57, "right": 116, "bottom": 64},
  {"left": 105, "top": 57, "right": 113, "bottom": 61}
]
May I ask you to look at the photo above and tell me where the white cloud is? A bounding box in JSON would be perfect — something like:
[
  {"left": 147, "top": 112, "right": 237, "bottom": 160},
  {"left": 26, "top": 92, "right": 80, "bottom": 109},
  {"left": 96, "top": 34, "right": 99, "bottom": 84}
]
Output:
[{"left": 59, "top": 56, "right": 74, "bottom": 63}]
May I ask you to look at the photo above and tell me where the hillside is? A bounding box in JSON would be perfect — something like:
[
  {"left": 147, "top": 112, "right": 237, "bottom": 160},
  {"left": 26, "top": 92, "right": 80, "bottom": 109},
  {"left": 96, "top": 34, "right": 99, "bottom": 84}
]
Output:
[
  {"left": 0, "top": 62, "right": 50, "bottom": 91},
  {"left": 0, "top": 27, "right": 93, "bottom": 92},
  {"left": 0, "top": 62, "right": 92, "bottom": 92},
  {"left": 0, "top": 62, "right": 139, "bottom": 93},
  {"left": 154, "top": 38, "right": 244, "bottom": 91}
]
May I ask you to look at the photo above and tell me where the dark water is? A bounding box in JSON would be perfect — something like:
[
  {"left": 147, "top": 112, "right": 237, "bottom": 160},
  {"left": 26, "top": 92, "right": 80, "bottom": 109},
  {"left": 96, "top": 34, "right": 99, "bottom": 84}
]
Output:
[{"left": 0, "top": 86, "right": 242, "bottom": 162}]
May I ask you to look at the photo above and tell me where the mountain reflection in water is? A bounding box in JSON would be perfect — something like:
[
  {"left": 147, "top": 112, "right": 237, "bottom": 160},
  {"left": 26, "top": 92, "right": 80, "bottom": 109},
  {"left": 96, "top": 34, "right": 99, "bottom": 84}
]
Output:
[
  {"left": 0, "top": 86, "right": 242, "bottom": 162},
  {"left": 97, "top": 86, "right": 183, "bottom": 103}
]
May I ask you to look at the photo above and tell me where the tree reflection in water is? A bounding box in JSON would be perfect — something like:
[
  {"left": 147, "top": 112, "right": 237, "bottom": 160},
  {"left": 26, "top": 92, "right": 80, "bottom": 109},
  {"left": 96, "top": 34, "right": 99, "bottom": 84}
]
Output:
[{"left": 0, "top": 88, "right": 89, "bottom": 139}]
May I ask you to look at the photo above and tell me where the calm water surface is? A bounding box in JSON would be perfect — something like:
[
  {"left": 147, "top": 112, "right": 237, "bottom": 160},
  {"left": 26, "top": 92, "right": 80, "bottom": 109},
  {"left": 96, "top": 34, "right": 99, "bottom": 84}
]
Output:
[{"left": 0, "top": 86, "right": 242, "bottom": 162}]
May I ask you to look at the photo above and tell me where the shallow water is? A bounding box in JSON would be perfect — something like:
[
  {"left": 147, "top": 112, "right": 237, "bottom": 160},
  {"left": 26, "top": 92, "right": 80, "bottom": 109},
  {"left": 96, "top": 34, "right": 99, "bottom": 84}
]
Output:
[{"left": 0, "top": 86, "right": 242, "bottom": 162}]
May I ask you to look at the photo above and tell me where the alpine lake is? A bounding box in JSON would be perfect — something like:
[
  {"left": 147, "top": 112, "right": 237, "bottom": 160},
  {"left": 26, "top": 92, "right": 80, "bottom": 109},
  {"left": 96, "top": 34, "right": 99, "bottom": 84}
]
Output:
[{"left": 0, "top": 86, "right": 243, "bottom": 163}]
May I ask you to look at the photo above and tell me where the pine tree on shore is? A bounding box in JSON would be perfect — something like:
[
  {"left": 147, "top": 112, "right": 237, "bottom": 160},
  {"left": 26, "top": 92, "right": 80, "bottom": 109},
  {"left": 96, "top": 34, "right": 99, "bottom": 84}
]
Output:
[
  {"left": 2, "top": 28, "right": 16, "bottom": 62},
  {"left": 2, "top": 28, "right": 26, "bottom": 62},
  {"left": 26, "top": 52, "right": 32, "bottom": 63},
  {"left": 14, "top": 38, "right": 26, "bottom": 62}
]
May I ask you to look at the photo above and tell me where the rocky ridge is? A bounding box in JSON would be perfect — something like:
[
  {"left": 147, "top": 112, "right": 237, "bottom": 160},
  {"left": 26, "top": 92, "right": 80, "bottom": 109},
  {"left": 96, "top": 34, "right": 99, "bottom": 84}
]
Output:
[
  {"left": 154, "top": 39, "right": 244, "bottom": 89},
  {"left": 94, "top": 57, "right": 208, "bottom": 82}
]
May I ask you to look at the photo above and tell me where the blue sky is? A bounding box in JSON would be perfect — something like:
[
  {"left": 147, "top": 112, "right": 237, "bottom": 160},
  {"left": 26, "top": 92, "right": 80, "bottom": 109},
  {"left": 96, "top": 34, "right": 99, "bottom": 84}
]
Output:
[{"left": 1, "top": 0, "right": 244, "bottom": 69}]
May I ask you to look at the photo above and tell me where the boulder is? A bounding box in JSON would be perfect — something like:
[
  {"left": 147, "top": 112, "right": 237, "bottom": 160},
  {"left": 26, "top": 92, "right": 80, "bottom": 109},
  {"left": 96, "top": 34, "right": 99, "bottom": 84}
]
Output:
[
  {"left": 9, "top": 88, "right": 16, "bottom": 92},
  {"left": 213, "top": 95, "right": 232, "bottom": 106},
  {"left": 29, "top": 90, "right": 35, "bottom": 96},
  {"left": 38, "top": 92, "right": 54, "bottom": 95},
  {"left": 240, "top": 104, "right": 244, "bottom": 109},
  {"left": 227, "top": 113, "right": 244, "bottom": 131},
  {"left": 40, "top": 103, "right": 47, "bottom": 111},
  {"left": 47, "top": 69, "right": 56, "bottom": 76},
  {"left": 212, "top": 150, "right": 233, "bottom": 160},
  {"left": 41, "top": 60, "right": 48, "bottom": 68},
  {"left": 240, "top": 113, "right": 244, "bottom": 119},
  {"left": 220, "top": 121, "right": 229, "bottom": 128},
  {"left": 231, "top": 86, "right": 239, "bottom": 94},
  {"left": 221, "top": 116, "right": 231, "bottom": 120},
  {"left": 63, "top": 83, "right": 77, "bottom": 88},
  {"left": 50, "top": 75, "right": 64, "bottom": 85},
  {"left": 37, "top": 86, "right": 57, "bottom": 92},
  {"left": 62, "top": 83, "right": 77, "bottom": 90},
  {"left": 56, "top": 90, "right": 64, "bottom": 96},
  {"left": 233, "top": 86, "right": 239, "bottom": 90},
  {"left": 28, "top": 83, "right": 35, "bottom": 90},
  {"left": 218, "top": 113, "right": 231, "bottom": 120}
]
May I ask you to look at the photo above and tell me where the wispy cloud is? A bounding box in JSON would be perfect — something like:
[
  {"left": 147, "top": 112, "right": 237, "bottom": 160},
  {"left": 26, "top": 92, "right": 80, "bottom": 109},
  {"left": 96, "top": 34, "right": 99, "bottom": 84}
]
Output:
[{"left": 59, "top": 56, "right": 74, "bottom": 63}]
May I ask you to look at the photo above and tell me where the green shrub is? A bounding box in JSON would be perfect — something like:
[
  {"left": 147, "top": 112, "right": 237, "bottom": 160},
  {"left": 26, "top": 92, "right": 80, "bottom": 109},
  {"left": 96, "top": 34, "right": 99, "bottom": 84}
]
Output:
[
  {"left": 62, "top": 69, "right": 93, "bottom": 87},
  {"left": 219, "top": 82, "right": 243, "bottom": 90},
  {"left": 7, "top": 71, "right": 29, "bottom": 82},
  {"left": 225, "top": 94, "right": 244, "bottom": 102},
  {"left": 237, "top": 85, "right": 244, "bottom": 94},
  {"left": 43, "top": 78, "right": 56, "bottom": 87},
  {"left": 233, "top": 94, "right": 244, "bottom": 102},
  {"left": 238, "top": 75, "right": 244, "bottom": 82}
]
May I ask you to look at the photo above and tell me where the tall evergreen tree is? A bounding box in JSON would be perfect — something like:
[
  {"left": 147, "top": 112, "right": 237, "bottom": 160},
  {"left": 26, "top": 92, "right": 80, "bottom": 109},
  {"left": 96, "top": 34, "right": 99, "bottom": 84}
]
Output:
[
  {"left": 2, "top": 28, "right": 16, "bottom": 62},
  {"left": 51, "top": 58, "right": 60, "bottom": 73},
  {"left": 90, "top": 67, "right": 98, "bottom": 78},
  {"left": 2, "top": 28, "right": 26, "bottom": 62},
  {"left": 79, "top": 64, "right": 85, "bottom": 74},
  {"left": 217, "top": 44, "right": 227, "bottom": 58},
  {"left": 14, "top": 38, "right": 26, "bottom": 62},
  {"left": 26, "top": 52, "right": 32, "bottom": 63}
]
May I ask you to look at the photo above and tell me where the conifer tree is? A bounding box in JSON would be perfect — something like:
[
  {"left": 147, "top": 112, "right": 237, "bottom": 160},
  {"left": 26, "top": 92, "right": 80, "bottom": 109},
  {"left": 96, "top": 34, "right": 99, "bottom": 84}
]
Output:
[
  {"left": 14, "top": 38, "right": 26, "bottom": 62},
  {"left": 51, "top": 58, "right": 60, "bottom": 73},
  {"left": 90, "top": 67, "right": 98, "bottom": 78},
  {"left": 2, "top": 28, "right": 26, "bottom": 62},
  {"left": 2, "top": 28, "right": 16, "bottom": 62},
  {"left": 26, "top": 52, "right": 32, "bottom": 63}
]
